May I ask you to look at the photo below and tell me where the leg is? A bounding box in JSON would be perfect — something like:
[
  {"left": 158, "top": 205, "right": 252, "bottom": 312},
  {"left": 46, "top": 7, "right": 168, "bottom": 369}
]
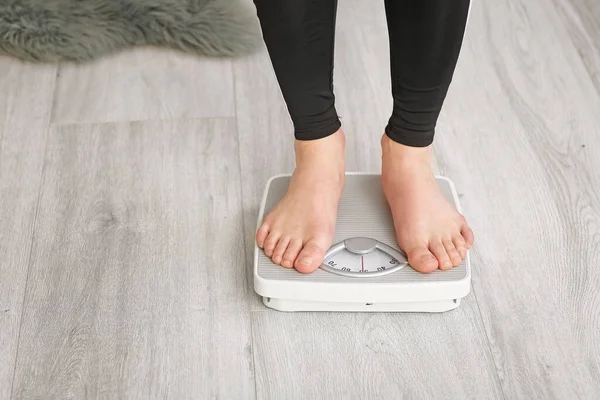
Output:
[
  {"left": 381, "top": 0, "right": 475, "bottom": 272},
  {"left": 253, "top": 0, "right": 346, "bottom": 273}
]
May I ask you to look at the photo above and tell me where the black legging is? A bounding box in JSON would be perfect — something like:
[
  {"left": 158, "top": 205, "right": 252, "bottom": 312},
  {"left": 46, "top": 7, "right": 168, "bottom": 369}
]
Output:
[{"left": 252, "top": 0, "right": 470, "bottom": 147}]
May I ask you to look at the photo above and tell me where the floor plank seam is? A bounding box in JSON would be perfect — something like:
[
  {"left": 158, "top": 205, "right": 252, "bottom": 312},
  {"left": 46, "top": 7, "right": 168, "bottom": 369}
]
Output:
[
  {"left": 471, "top": 285, "right": 507, "bottom": 400},
  {"left": 8, "top": 74, "right": 57, "bottom": 400},
  {"left": 48, "top": 115, "right": 239, "bottom": 128},
  {"left": 48, "top": 64, "right": 61, "bottom": 125},
  {"left": 231, "top": 59, "right": 259, "bottom": 313},
  {"left": 249, "top": 308, "right": 267, "bottom": 313},
  {"left": 249, "top": 317, "right": 260, "bottom": 400},
  {"left": 231, "top": 62, "right": 260, "bottom": 396},
  {"left": 231, "top": 61, "right": 239, "bottom": 121}
]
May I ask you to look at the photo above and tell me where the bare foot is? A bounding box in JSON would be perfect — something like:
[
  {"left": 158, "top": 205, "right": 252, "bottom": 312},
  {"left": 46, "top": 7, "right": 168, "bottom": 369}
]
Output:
[
  {"left": 381, "top": 134, "right": 475, "bottom": 273},
  {"left": 256, "top": 129, "right": 346, "bottom": 273}
]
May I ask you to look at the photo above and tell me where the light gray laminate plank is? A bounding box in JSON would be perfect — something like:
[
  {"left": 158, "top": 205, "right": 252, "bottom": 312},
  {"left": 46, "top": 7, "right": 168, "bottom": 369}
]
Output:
[
  {"left": 551, "top": 0, "right": 600, "bottom": 95},
  {"left": 232, "top": 46, "right": 402, "bottom": 309},
  {"left": 232, "top": 45, "right": 296, "bottom": 309},
  {"left": 232, "top": 0, "right": 475, "bottom": 309},
  {"left": 235, "top": 7, "right": 490, "bottom": 398},
  {"left": 231, "top": 1, "right": 389, "bottom": 306},
  {"left": 334, "top": 0, "right": 392, "bottom": 173},
  {"left": 0, "top": 59, "right": 56, "bottom": 400},
  {"left": 51, "top": 48, "right": 235, "bottom": 124},
  {"left": 10, "top": 120, "right": 255, "bottom": 399},
  {"left": 429, "top": 0, "right": 600, "bottom": 398},
  {"left": 237, "top": 0, "right": 600, "bottom": 397},
  {"left": 251, "top": 302, "right": 503, "bottom": 400},
  {"left": 335, "top": 0, "right": 445, "bottom": 174}
]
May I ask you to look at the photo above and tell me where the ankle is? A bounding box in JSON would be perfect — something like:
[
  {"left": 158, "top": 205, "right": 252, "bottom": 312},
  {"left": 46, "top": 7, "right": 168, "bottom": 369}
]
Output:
[
  {"left": 381, "top": 133, "right": 431, "bottom": 165},
  {"left": 294, "top": 129, "right": 346, "bottom": 168},
  {"left": 295, "top": 128, "right": 345, "bottom": 151}
]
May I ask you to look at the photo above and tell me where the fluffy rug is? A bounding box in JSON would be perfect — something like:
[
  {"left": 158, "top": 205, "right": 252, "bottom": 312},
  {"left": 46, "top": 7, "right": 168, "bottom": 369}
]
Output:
[{"left": 0, "top": 0, "right": 262, "bottom": 63}]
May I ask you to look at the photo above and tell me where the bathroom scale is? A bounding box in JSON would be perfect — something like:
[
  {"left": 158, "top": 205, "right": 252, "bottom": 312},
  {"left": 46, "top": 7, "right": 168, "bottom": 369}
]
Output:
[{"left": 253, "top": 173, "right": 471, "bottom": 312}]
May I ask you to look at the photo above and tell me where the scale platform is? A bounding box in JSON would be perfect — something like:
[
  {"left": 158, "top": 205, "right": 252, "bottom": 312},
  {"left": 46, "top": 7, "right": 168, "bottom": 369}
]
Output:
[{"left": 253, "top": 173, "right": 471, "bottom": 312}]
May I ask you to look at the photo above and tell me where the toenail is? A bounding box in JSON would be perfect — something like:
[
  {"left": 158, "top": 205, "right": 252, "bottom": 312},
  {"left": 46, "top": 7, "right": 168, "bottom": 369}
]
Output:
[
  {"left": 298, "top": 258, "right": 312, "bottom": 266},
  {"left": 443, "top": 261, "right": 452, "bottom": 269}
]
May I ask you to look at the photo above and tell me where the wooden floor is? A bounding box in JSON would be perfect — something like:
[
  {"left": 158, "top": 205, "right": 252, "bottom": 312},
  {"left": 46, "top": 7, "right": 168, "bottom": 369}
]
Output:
[{"left": 1, "top": 0, "right": 599, "bottom": 398}]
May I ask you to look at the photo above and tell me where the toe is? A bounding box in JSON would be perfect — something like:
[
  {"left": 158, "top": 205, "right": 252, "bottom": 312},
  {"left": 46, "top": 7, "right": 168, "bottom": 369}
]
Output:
[
  {"left": 282, "top": 239, "right": 303, "bottom": 268},
  {"left": 443, "top": 238, "right": 462, "bottom": 266},
  {"left": 453, "top": 234, "right": 468, "bottom": 259},
  {"left": 294, "top": 238, "right": 327, "bottom": 274},
  {"left": 263, "top": 231, "right": 280, "bottom": 257},
  {"left": 430, "top": 241, "right": 452, "bottom": 270},
  {"left": 407, "top": 246, "right": 439, "bottom": 273},
  {"left": 256, "top": 223, "right": 270, "bottom": 248},
  {"left": 272, "top": 237, "right": 290, "bottom": 265},
  {"left": 461, "top": 222, "right": 475, "bottom": 248}
]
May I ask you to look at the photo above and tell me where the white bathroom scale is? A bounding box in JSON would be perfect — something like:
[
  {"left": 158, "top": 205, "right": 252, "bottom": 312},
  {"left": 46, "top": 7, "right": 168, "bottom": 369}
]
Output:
[{"left": 253, "top": 173, "right": 471, "bottom": 313}]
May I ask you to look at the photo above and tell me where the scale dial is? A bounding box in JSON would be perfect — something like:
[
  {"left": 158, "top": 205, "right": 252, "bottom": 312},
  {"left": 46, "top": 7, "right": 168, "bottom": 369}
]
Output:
[{"left": 320, "top": 237, "right": 408, "bottom": 277}]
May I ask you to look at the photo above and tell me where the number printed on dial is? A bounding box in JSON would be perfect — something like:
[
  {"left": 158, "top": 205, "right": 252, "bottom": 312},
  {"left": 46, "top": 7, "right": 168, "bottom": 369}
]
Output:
[{"left": 325, "top": 248, "right": 400, "bottom": 274}]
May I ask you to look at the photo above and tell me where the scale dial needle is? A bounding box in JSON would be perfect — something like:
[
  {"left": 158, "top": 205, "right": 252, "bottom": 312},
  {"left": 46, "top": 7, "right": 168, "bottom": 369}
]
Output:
[{"left": 361, "top": 255, "right": 364, "bottom": 272}]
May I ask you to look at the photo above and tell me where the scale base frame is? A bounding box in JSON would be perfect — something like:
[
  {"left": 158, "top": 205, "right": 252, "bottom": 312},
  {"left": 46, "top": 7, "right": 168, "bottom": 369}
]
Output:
[
  {"left": 254, "top": 173, "right": 471, "bottom": 313},
  {"left": 262, "top": 297, "right": 461, "bottom": 313}
]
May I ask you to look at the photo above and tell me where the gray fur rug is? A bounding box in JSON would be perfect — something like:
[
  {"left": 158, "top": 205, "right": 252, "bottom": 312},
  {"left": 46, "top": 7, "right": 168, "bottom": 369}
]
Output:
[{"left": 0, "top": 0, "right": 262, "bottom": 63}]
